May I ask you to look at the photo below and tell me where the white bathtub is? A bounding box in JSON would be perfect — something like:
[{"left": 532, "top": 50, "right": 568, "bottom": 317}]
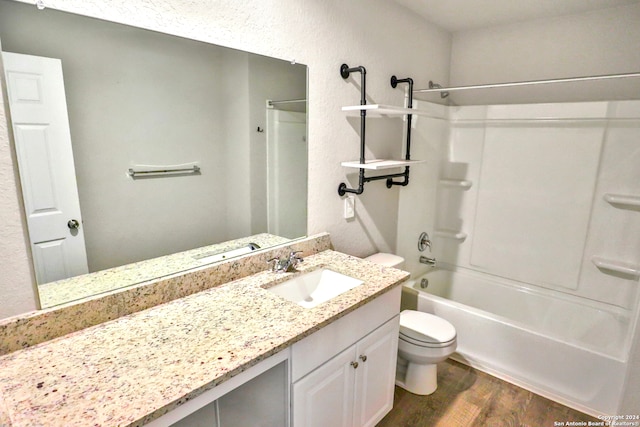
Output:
[{"left": 404, "top": 268, "right": 630, "bottom": 416}]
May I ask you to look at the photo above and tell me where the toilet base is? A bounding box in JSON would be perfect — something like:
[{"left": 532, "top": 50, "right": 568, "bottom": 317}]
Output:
[{"left": 396, "top": 362, "right": 438, "bottom": 395}]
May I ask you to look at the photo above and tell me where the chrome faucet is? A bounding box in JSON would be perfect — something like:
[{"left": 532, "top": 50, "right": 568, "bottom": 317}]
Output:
[
  {"left": 418, "top": 232, "right": 436, "bottom": 267},
  {"left": 419, "top": 255, "right": 437, "bottom": 267},
  {"left": 267, "top": 251, "right": 304, "bottom": 273}
]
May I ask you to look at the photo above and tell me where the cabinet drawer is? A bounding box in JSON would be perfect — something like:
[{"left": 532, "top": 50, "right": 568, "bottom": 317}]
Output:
[{"left": 291, "top": 286, "right": 400, "bottom": 382}]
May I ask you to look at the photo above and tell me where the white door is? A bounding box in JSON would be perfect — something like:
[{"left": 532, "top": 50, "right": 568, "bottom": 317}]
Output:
[
  {"left": 3, "top": 51, "right": 88, "bottom": 285},
  {"left": 353, "top": 317, "right": 399, "bottom": 427},
  {"left": 293, "top": 346, "right": 356, "bottom": 427},
  {"left": 266, "top": 109, "right": 307, "bottom": 239}
]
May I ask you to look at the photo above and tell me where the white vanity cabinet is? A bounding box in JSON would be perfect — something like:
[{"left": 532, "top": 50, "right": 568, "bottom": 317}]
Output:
[
  {"left": 291, "top": 287, "right": 401, "bottom": 427},
  {"left": 292, "top": 317, "right": 399, "bottom": 427},
  {"left": 147, "top": 286, "right": 401, "bottom": 427},
  {"left": 169, "top": 360, "right": 288, "bottom": 427},
  {"left": 148, "top": 350, "right": 290, "bottom": 427}
]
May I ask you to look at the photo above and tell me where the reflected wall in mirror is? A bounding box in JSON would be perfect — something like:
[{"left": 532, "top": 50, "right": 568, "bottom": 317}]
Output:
[{"left": 0, "top": 0, "right": 308, "bottom": 308}]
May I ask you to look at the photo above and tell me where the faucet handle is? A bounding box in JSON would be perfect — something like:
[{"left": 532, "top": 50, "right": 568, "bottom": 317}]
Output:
[
  {"left": 418, "top": 232, "right": 432, "bottom": 252},
  {"left": 289, "top": 250, "right": 303, "bottom": 260},
  {"left": 266, "top": 257, "right": 280, "bottom": 272},
  {"left": 288, "top": 251, "right": 304, "bottom": 267}
]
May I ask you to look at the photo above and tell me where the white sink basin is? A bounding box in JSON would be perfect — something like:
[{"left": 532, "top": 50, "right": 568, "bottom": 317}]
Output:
[{"left": 265, "top": 269, "right": 364, "bottom": 309}]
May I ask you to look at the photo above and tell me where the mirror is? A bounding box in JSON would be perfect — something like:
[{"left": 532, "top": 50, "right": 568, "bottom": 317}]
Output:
[{"left": 0, "top": 0, "right": 308, "bottom": 308}]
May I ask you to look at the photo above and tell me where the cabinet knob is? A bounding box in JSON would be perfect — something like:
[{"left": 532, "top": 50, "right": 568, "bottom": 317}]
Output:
[
  {"left": 350, "top": 361, "right": 359, "bottom": 369},
  {"left": 359, "top": 355, "right": 367, "bottom": 362}
]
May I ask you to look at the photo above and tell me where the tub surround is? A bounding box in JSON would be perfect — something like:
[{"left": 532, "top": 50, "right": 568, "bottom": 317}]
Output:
[
  {"left": 0, "top": 233, "right": 331, "bottom": 356},
  {"left": 0, "top": 249, "right": 409, "bottom": 426},
  {"left": 37, "top": 233, "right": 291, "bottom": 308},
  {"left": 395, "top": 99, "right": 640, "bottom": 415},
  {"left": 399, "top": 100, "right": 640, "bottom": 311}
]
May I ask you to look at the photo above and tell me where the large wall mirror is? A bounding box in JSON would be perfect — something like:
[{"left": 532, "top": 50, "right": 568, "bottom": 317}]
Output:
[{"left": 0, "top": 0, "right": 308, "bottom": 308}]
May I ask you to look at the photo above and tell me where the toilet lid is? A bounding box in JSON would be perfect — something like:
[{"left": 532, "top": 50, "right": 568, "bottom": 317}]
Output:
[
  {"left": 365, "top": 253, "right": 405, "bottom": 269},
  {"left": 399, "top": 310, "right": 456, "bottom": 344}
]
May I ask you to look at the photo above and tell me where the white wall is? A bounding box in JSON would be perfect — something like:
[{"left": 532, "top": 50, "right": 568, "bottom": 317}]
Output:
[
  {"left": 448, "top": 3, "right": 640, "bottom": 105},
  {"left": 0, "top": 0, "right": 451, "bottom": 316}
]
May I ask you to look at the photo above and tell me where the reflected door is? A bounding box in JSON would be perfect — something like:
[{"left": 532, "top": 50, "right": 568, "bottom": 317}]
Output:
[
  {"left": 266, "top": 109, "right": 307, "bottom": 239},
  {"left": 3, "top": 52, "right": 88, "bottom": 285}
]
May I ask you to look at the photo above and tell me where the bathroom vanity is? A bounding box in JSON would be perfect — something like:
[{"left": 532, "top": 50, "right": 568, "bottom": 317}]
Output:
[{"left": 0, "top": 248, "right": 408, "bottom": 426}]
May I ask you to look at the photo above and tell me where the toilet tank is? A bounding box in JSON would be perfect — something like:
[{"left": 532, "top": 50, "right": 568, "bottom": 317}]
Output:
[{"left": 365, "top": 253, "right": 405, "bottom": 270}]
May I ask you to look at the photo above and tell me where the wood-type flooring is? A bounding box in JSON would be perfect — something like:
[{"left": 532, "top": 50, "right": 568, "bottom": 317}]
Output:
[{"left": 377, "top": 359, "right": 601, "bottom": 427}]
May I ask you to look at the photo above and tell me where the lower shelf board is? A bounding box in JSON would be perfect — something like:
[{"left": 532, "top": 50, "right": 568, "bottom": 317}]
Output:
[{"left": 341, "top": 159, "right": 425, "bottom": 170}]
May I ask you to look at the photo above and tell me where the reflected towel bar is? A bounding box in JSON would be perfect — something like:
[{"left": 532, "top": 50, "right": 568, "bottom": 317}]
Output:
[
  {"left": 267, "top": 98, "right": 306, "bottom": 108},
  {"left": 128, "top": 165, "right": 201, "bottom": 177}
]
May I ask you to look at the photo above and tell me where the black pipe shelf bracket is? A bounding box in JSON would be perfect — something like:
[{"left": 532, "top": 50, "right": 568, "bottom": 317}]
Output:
[
  {"left": 386, "top": 75, "right": 414, "bottom": 189},
  {"left": 338, "top": 64, "right": 368, "bottom": 196},
  {"left": 337, "top": 65, "right": 424, "bottom": 196}
]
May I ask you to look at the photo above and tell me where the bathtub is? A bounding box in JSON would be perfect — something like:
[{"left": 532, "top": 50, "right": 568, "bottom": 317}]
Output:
[{"left": 404, "top": 268, "right": 630, "bottom": 416}]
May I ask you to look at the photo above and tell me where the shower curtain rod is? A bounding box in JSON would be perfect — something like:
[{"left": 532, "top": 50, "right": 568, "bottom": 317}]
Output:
[{"left": 414, "top": 71, "right": 640, "bottom": 95}]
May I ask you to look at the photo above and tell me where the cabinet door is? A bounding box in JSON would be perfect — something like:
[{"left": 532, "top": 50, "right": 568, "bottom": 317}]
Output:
[
  {"left": 353, "top": 316, "right": 400, "bottom": 427},
  {"left": 293, "top": 346, "right": 356, "bottom": 427}
]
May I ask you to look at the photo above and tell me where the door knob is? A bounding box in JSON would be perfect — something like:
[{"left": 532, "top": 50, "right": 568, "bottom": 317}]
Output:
[
  {"left": 67, "top": 219, "right": 80, "bottom": 230},
  {"left": 350, "top": 361, "right": 359, "bottom": 369},
  {"left": 359, "top": 355, "right": 367, "bottom": 362}
]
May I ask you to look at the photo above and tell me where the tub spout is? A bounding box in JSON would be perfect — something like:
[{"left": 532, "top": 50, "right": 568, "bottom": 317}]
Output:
[{"left": 419, "top": 255, "right": 437, "bottom": 267}]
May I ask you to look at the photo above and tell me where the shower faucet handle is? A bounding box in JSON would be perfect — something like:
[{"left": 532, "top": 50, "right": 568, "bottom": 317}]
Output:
[{"left": 418, "top": 232, "right": 432, "bottom": 252}]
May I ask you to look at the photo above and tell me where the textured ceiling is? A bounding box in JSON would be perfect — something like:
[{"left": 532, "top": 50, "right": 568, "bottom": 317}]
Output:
[{"left": 392, "top": 0, "right": 640, "bottom": 32}]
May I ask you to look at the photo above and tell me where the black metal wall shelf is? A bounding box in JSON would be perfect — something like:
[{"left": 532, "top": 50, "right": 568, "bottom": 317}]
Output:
[{"left": 337, "top": 64, "right": 423, "bottom": 196}]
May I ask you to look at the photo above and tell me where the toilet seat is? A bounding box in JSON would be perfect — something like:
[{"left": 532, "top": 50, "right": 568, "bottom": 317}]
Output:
[
  {"left": 399, "top": 332, "right": 455, "bottom": 348},
  {"left": 400, "top": 310, "right": 456, "bottom": 347}
]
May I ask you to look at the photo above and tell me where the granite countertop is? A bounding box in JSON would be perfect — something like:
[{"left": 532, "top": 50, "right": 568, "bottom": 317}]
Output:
[{"left": 0, "top": 250, "right": 408, "bottom": 426}]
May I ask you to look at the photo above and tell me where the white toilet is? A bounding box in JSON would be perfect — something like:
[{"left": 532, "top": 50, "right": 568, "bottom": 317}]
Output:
[{"left": 365, "top": 253, "right": 457, "bottom": 395}]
